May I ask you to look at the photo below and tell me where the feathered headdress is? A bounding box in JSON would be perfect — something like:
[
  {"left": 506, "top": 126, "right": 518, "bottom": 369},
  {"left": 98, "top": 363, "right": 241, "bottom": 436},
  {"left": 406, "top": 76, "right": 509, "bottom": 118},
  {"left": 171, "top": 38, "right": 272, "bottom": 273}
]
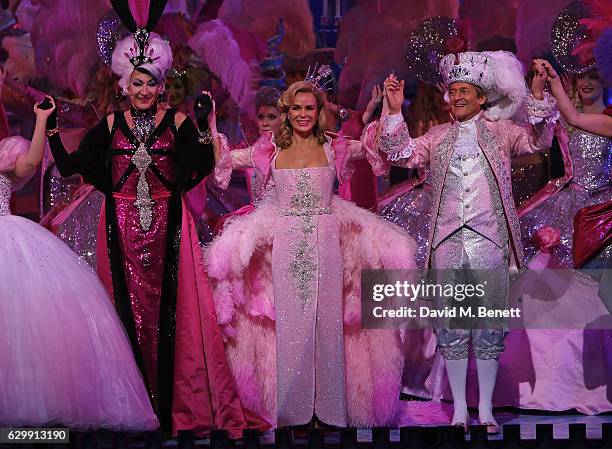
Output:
[
  {"left": 439, "top": 50, "right": 528, "bottom": 121},
  {"left": 188, "top": 18, "right": 265, "bottom": 118},
  {"left": 108, "top": 0, "right": 172, "bottom": 93},
  {"left": 573, "top": 0, "right": 612, "bottom": 84}
]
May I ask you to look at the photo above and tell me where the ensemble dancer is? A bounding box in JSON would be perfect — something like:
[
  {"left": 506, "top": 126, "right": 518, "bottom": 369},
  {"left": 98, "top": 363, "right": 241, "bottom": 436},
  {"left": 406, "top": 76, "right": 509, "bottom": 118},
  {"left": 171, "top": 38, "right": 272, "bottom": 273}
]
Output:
[
  {"left": 204, "top": 79, "right": 418, "bottom": 427},
  {"left": 0, "top": 97, "right": 157, "bottom": 430},
  {"left": 520, "top": 65, "right": 611, "bottom": 268},
  {"left": 373, "top": 51, "right": 557, "bottom": 432},
  {"left": 41, "top": 0, "right": 267, "bottom": 436}
]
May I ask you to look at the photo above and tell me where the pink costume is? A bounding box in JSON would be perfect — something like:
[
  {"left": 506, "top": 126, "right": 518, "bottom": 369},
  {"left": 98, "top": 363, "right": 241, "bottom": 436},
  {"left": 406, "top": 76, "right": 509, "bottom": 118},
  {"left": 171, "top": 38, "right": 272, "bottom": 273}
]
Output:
[
  {"left": 374, "top": 98, "right": 612, "bottom": 414},
  {"left": 0, "top": 136, "right": 157, "bottom": 430},
  {"left": 205, "top": 132, "right": 416, "bottom": 427},
  {"left": 370, "top": 93, "right": 557, "bottom": 271}
]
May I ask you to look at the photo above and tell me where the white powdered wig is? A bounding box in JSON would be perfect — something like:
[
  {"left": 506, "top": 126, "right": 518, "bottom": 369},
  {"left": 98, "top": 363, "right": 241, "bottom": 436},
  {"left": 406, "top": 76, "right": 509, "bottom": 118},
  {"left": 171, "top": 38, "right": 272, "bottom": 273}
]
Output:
[{"left": 111, "top": 32, "right": 173, "bottom": 94}]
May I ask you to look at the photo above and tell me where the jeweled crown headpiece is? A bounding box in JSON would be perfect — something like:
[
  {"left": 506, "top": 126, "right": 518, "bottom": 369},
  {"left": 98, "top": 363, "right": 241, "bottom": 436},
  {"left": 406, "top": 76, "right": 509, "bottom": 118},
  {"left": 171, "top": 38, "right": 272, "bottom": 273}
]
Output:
[
  {"left": 304, "top": 63, "right": 333, "bottom": 92},
  {"left": 439, "top": 51, "right": 495, "bottom": 93},
  {"left": 439, "top": 50, "right": 528, "bottom": 121},
  {"left": 129, "top": 28, "right": 156, "bottom": 66}
]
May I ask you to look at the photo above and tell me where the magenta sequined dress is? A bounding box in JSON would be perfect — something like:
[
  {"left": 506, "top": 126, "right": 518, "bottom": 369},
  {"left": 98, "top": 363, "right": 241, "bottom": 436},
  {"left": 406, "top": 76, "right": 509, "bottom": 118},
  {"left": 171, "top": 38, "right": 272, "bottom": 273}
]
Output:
[
  {"left": 110, "top": 121, "right": 176, "bottom": 397},
  {"left": 48, "top": 110, "right": 270, "bottom": 436},
  {"left": 205, "top": 136, "right": 417, "bottom": 427}
]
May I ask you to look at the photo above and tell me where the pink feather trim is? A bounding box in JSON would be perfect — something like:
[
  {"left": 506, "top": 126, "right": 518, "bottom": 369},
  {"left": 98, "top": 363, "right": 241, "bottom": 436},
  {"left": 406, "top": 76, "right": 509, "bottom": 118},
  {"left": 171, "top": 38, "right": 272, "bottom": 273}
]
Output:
[{"left": 189, "top": 19, "right": 258, "bottom": 118}]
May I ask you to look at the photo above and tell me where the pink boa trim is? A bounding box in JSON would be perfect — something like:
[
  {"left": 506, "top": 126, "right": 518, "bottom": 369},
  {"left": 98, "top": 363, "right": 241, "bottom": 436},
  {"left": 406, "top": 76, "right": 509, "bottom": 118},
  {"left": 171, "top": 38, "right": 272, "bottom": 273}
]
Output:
[{"left": 204, "top": 196, "right": 416, "bottom": 426}]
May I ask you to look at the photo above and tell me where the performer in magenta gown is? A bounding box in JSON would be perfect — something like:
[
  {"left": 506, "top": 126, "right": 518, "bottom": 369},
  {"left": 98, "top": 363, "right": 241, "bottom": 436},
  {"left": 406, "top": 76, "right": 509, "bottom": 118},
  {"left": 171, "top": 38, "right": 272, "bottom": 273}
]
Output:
[{"left": 41, "top": 0, "right": 268, "bottom": 437}]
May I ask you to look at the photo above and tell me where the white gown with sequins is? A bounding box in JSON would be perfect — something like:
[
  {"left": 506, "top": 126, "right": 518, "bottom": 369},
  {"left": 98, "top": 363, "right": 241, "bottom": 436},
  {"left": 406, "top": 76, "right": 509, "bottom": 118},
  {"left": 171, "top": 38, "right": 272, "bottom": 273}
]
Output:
[{"left": 0, "top": 136, "right": 158, "bottom": 430}]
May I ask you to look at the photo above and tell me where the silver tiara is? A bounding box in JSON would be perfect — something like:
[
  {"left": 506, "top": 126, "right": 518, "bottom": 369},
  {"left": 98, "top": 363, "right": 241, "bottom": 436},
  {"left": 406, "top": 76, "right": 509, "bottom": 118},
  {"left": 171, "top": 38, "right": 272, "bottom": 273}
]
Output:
[{"left": 304, "top": 63, "right": 334, "bottom": 91}]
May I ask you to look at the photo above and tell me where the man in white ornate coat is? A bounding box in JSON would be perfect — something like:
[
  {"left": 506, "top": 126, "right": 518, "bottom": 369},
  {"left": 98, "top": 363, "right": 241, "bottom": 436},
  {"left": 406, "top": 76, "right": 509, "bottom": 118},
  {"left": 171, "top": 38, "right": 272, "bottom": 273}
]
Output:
[{"left": 371, "top": 51, "right": 559, "bottom": 432}]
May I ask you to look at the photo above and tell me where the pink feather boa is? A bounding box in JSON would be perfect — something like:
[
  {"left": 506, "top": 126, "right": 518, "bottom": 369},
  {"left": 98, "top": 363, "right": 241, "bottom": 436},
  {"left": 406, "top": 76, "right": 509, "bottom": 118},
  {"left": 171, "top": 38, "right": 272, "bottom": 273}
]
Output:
[{"left": 204, "top": 196, "right": 417, "bottom": 427}]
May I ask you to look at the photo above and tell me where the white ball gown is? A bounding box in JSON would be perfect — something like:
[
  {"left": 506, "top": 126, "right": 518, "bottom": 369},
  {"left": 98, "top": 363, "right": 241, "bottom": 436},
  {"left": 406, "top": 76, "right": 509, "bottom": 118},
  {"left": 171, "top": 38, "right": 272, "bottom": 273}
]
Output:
[{"left": 0, "top": 136, "right": 158, "bottom": 430}]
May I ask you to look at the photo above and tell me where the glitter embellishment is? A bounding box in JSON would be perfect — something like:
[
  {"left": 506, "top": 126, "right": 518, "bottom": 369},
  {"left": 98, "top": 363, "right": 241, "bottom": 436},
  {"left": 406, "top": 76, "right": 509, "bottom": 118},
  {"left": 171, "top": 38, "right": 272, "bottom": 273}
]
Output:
[
  {"left": 132, "top": 108, "right": 156, "bottom": 143},
  {"left": 0, "top": 174, "right": 12, "bottom": 216},
  {"left": 287, "top": 172, "right": 321, "bottom": 311},
  {"left": 132, "top": 142, "right": 155, "bottom": 231},
  {"left": 380, "top": 116, "right": 411, "bottom": 156},
  {"left": 526, "top": 93, "right": 559, "bottom": 123}
]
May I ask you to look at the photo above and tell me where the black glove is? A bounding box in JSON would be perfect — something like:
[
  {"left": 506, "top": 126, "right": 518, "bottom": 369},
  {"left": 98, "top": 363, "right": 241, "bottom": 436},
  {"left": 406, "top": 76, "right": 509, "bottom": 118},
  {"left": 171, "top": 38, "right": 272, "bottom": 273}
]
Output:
[
  {"left": 42, "top": 97, "right": 58, "bottom": 130},
  {"left": 194, "top": 93, "right": 212, "bottom": 131}
]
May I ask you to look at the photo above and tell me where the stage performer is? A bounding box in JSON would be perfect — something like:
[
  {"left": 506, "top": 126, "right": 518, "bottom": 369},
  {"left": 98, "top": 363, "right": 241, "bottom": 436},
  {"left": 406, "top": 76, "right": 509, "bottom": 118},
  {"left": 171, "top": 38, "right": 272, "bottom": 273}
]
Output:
[
  {"left": 374, "top": 51, "right": 557, "bottom": 433},
  {"left": 0, "top": 97, "right": 157, "bottom": 431},
  {"left": 204, "top": 78, "right": 418, "bottom": 428},
  {"left": 41, "top": 0, "right": 267, "bottom": 437},
  {"left": 520, "top": 64, "right": 611, "bottom": 268}
]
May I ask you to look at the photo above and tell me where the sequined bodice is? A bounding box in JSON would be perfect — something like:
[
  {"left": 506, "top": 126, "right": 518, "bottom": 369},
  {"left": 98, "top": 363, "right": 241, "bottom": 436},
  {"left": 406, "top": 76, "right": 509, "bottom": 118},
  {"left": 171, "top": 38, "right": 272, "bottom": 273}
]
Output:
[
  {"left": 569, "top": 130, "right": 612, "bottom": 191},
  {"left": 273, "top": 166, "right": 335, "bottom": 215},
  {"left": 0, "top": 173, "right": 11, "bottom": 216},
  {"left": 111, "top": 127, "right": 176, "bottom": 195}
]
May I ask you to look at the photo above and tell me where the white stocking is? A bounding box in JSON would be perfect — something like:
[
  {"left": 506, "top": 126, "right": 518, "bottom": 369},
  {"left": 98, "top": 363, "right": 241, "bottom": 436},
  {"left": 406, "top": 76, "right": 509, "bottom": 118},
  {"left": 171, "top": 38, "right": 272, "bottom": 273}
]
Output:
[
  {"left": 444, "top": 358, "right": 469, "bottom": 424},
  {"left": 476, "top": 358, "right": 499, "bottom": 423}
]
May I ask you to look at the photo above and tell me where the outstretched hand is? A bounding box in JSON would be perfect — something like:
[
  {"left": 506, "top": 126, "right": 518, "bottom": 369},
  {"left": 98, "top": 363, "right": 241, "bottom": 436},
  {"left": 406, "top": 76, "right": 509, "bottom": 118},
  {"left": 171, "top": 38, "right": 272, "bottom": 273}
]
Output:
[
  {"left": 530, "top": 60, "right": 547, "bottom": 100},
  {"left": 534, "top": 59, "right": 561, "bottom": 86},
  {"left": 384, "top": 73, "right": 404, "bottom": 115},
  {"left": 34, "top": 96, "right": 57, "bottom": 124},
  {"left": 194, "top": 91, "right": 214, "bottom": 130}
]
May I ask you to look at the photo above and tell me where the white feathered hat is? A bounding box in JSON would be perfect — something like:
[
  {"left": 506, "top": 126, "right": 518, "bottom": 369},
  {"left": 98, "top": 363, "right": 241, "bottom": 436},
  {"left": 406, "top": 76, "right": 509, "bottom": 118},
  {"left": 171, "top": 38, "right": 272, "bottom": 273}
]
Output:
[{"left": 439, "top": 50, "right": 528, "bottom": 121}]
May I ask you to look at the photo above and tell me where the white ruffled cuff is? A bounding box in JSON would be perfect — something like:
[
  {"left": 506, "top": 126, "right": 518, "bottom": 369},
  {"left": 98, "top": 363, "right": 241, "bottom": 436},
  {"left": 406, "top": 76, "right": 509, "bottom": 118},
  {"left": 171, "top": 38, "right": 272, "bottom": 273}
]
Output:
[
  {"left": 379, "top": 114, "right": 412, "bottom": 158},
  {"left": 526, "top": 92, "right": 560, "bottom": 125}
]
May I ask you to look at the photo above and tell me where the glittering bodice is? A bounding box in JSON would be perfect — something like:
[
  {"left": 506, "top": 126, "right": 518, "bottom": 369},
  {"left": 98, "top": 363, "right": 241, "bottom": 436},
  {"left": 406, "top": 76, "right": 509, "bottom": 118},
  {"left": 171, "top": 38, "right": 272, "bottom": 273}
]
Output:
[
  {"left": 111, "top": 126, "right": 176, "bottom": 195},
  {"left": 0, "top": 173, "right": 12, "bottom": 216},
  {"left": 273, "top": 166, "right": 335, "bottom": 215},
  {"left": 569, "top": 130, "right": 612, "bottom": 191}
]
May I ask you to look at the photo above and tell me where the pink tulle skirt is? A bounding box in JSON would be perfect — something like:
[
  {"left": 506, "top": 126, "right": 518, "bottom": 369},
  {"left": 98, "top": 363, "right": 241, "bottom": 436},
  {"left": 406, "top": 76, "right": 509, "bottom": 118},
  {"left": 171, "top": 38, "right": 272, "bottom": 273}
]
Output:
[{"left": 0, "top": 214, "right": 158, "bottom": 430}]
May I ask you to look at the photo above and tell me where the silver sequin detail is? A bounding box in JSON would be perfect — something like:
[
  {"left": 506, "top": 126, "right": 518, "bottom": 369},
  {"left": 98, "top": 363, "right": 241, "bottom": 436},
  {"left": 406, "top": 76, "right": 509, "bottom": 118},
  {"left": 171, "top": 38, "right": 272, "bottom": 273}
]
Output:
[
  {"left": 131, "top": 109, "right": 156, "bottom": 143},
  {"left": 571, "top": 130, "right": 612, "bottom": 192},
  {"left": 379, "top": 116, "right": 412, "bottom": 157},
  {"left": 132, "top": 142, "right": 155, "bottom": 232},
  {"left": 0, "top": 174, "right": 12, "bottom": 216},
  {"left": 287, "top": 172, "right": 321, "bottom": 311},
  {"left": 525, "top": 92, "right": 559, "bottom": 123}
]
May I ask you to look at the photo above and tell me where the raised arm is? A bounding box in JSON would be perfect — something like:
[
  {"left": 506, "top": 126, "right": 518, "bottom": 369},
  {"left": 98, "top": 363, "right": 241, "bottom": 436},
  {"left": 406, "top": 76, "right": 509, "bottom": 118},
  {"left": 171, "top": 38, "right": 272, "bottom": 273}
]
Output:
[
  {"left": 43, "top": 97, "right": 112, "bottom": 192},
  {"left": 12, "top": 97, "right": 54, "bottom": 179},
  {"left": 371, "top": 74, "right": 431, "bottom": 169},
  {"left": 206, "top": 95, "right": 267, "bottom": 189},
  {"left": 510, "top": 61, "right": 559, "bottom": 157},
  {"left": 535, "top": 59, "right": 612, "bottom": 137}
]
